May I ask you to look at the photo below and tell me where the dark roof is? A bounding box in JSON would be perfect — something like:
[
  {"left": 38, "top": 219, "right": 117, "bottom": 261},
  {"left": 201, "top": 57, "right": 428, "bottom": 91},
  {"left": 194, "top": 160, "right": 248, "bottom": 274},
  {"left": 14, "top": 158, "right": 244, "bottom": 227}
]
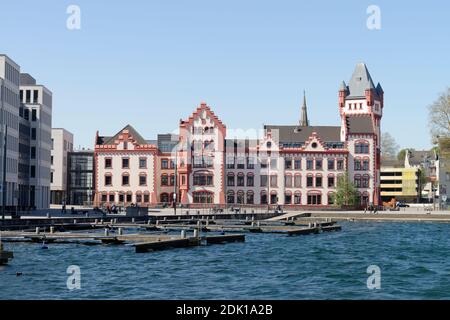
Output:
[
  {"left": 408, "top": 150, "right": 436, "bottom": 166},
  {"left": 346, "top": 116, "right": 374, "bottom": 134},
  {"left": 98, "top": 125, "right": 148, "bottom": 146},
  {"left": 264, "top": 125, "right": 341, "bottom": 143},
  {"left": 381, "top": 158, "right": 403, "bottom": 168},
  {"left": 343, "top": 63, "right": 383, "bottom": 99}
]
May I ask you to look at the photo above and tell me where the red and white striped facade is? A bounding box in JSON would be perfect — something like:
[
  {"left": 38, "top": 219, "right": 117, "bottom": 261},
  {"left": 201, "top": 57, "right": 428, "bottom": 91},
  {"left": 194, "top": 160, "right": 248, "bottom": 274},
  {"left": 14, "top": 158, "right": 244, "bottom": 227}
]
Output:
[{"left": 94, "top": 63, "right": 383, "bottom": 208}]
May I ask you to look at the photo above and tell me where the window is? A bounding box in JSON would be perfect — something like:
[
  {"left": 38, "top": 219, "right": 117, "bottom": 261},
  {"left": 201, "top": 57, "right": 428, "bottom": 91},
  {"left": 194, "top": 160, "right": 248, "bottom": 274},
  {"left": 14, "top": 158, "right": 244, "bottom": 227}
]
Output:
[
  {"left": 126, "top": 193, "right": 132, "bottom": 202},
  {"left": 285, "top": 158, "right": 292, "bottom": 170},
  {"left": 270, "top": 158, "right": 278, "bottom": 169},
  {"left": 328, "top": 176, "right": 335, "bottom": 188},
  {"left": 307, "top": 194, "right": 322, "bottom": 205},
  {"left": 285, "top": 193, "right": 292, "bottom": 204},
  {"left": 315, "top": 159, "right": 322, "bottom": 170},
  {"left": 51, "top": 156, "right": 53, "bottom": 165},
  {"left": 33, "top": 90, "right": 38, "bottom": 103},
  {"left": 139, "top": 158, "right": 147, "bottom": 169},
  {"left": 237, "top": 158, "right": 245, "bottom": 169},
  {"left": 285, "top": 175, "right": 292, "bottom": 188},
  {"left": 294, "top": 175, "right": 302, "bottom": 188},
  {"left": 306, "top": 159, "right": 313, "bottom": 170},
  {"left": 260, "top": 159, "right": 268, "bottom": 169},
  {"left": 363, "top": 159, "right": 369, "bottom": 171},
  {"left": 270, "top": 193, "right": 278, "bottom": 204},
  {"left": 144, "top": 194, "right": 150, "bottom": 203},
  {"left": 294, "top": 159, "right": 301, "bottom": 170},
  {"left": 32, "top": 128, "right": 36, "bottom": 140},
  {"left": 193, "top": 173, "right": 214, "bottom": 186},
  {"left": 354, "top": 159, "right": 361, "bottom": 171},
  {"left": 122, "top": 158, "right": 129, "bottom": 169},
  {"left": 316, "top": 176, "right": 323, "bottom": 188},
  {"left": 30, "top": 165, "right": 35, "bottom": 178},
  {"left": 337, "top": 159, "right": 344, "bottom": 170},
  {"left": 105, "top": 158, "right": 112, "bottom": 169},
  {"left": 193, "top": 192, "right": 213, "bottom": 204},
  {"left": 270, "top": 175, "right": 277, "bottom": 188},
  {"left": 362, "top": 175, "right": 370, "bottom": 188},
  {"left": 247, "top": 157, "right": 255, "bottom": 169},
  {"left": 260, "top": 175, "right": 268, "bottom": 187},
  {"left": 227, "top": 191, "right": 234, "bottom": 203},
  {"left": 161, "top": 159, "right": 169, "bottom": 169},
  {"left": 307, "top": 176, "right": 313, "bottom": 187},
  {"left": 136, "top": 194, "right": 142, "bottom": 203},
  {"left": 139, "top": 175, "right": 147, "bottom": 186},
  {"left": 328, "top": 159, "right": 335, "bottom": 170},
  {"left": 169, "top": 174, "right": 175, "bottom": 186},
  {"left": 122, "top": 174, "right": 129, "bottom": 186},
  {"left": 26, "top": 90, "right": 31, "bottom": 103},
  {"left": 161, "top": 175, "right": 169, "bottom": 186},
  {"left": 237, "top": 174, "right": 245, "bottom": 186},
  {"left": 246, "top": 192, "right": 254, "bottom": 204},
  {"left": 101, "top": 194, "right": 107, "bottom": 202},
  {"left": 294, "top": 193, "right": 301, "bottom": 204},
  {"left": 108, "top": 194, "right": 114, "bottom": 202},
  {"left": 354, "top": 176, "right": 362, "bottom": 188},
  {"left": 260, "top": 193, "right": 268, "bottom": 205},
  {"left": 247, "top": 174, "right": 254, "bottom": 187},
  {"left": 355, "top": 142, "right": 370, "bottom": 154},
  {"left": 235, "top": 191, "right": 244, "bottom": 204},
  {"left": 226, "top": 156, "right": 235, "bottom": 169},
  {"left": 50, "top": 172, "right": 53, "bottom": 183},
  {"left": 31, "top": 109, "right": 37, "bottom": 121},
  {"left": 227, "top": 174, "right": 235, "bottom": 187},
  {"left": 30, "top": 147, "right": 36, "bottom": 159},
  {"left": 119, "top": 194, "right": 124, "bottom": 203}
]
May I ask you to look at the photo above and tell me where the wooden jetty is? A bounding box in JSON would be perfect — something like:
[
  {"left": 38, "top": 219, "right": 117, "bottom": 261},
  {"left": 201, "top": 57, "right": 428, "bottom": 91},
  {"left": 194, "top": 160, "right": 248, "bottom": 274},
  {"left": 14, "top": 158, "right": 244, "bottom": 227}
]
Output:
[
  {"left": 0, "top": 230, "right": 247, "bottom": 254},
  {"left": 0, "top": 242, "right": 14, "bottom": 265}
]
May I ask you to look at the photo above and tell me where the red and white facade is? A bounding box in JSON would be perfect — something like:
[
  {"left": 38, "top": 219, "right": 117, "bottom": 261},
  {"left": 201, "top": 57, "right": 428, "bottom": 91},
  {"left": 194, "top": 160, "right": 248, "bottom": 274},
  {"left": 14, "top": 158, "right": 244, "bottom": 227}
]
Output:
[{"left": 94, "top": 63, "right": 383, "bottom": 208}]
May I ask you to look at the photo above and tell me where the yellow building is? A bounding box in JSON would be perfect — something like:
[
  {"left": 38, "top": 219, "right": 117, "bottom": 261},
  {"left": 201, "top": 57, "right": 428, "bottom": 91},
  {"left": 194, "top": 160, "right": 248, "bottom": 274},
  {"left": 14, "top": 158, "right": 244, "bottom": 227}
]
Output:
[{"left": 380, "top": 160, "right": 421, "bottom": 203}]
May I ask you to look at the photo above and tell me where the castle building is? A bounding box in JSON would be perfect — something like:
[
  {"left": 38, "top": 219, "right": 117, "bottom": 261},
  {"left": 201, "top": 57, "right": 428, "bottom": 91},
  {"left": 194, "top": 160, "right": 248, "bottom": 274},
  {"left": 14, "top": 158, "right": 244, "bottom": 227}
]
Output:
[{"left": 94, "top": 63, "right": 383, "bottom": 208}]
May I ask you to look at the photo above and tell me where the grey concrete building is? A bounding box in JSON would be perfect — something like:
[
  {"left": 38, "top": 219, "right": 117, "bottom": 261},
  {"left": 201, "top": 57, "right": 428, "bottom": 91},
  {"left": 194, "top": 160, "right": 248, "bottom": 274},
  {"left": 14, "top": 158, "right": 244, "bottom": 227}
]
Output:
[
  {"left": 0, "top": 54, "right": 20, "bottom": 210},
  {"left": 51, "top": 128, "right": 73, "bottom": 204},
  {"left": 19, "top": 73, "right": 52, "bottom": 209}
]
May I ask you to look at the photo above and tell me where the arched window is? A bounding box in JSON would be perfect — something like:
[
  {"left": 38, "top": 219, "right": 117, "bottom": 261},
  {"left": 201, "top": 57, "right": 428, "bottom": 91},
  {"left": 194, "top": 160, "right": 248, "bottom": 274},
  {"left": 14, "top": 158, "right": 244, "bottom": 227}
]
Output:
[
  {"left": 237, "top": 191, "right": 245, "bottom": 204},
  {"left": 285, "top": 191, "right": 292, "bottom": 204},
  {"left": 161, "top": 174, "right": 169, "bottom": 186},
  {"left": 246, "top": 191, "right": 254, "bottom": 204},
  {"left": 160, "top": 193, "right": 169, "bottom": 203},
  {"left": 307, "top": 192, "right": 322, "bottom": 205},
  {"left": 227, "top": 172, "right": 235, "bottom": 187},
  {"left": 354, "top": 174, "right": 362, "bottom": 188},
  {"left": 294, "top": 191, "right": 301, "bottom": 205},
  {"left": 227, "top": 190, "right": 235, "bottom": 204},
  {"left": 260, "top": 191, "right": 267, "bottom": 205},
  {"left": 237, "top": 172, "right": 245, "bottom": 186},
  {"left": 362, "top": 174, "right": 370, "bottom": 188},
  {"left": 355, "top": 141, "right": 370, "bottom": 154}
]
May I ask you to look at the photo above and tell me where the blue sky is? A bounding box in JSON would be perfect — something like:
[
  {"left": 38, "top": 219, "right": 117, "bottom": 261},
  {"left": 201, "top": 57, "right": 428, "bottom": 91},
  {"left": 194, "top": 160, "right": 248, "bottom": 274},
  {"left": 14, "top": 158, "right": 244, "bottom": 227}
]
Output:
[{"left": 1, "top": 0, "right": 449, "bottom": 150}]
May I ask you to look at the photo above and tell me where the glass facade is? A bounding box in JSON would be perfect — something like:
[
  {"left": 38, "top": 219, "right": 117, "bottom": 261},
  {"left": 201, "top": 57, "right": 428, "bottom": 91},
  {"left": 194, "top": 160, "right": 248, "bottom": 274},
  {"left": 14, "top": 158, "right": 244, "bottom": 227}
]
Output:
[{"left": 67, "top": 151, "right": 94, "bottom": 205}]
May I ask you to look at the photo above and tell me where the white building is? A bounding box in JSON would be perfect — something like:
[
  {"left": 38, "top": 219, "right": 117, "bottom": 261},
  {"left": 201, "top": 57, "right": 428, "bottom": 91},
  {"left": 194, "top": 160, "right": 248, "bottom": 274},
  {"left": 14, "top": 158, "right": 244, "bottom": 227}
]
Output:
[
  {"left": 50, "top": 128, "right": 73, "bottom": 204},
  {"left": 0, "top": 54, "right": 21, "bottom": 209},
  {"left": 19, "top": 74, "right": 52, "bottom": 209}
]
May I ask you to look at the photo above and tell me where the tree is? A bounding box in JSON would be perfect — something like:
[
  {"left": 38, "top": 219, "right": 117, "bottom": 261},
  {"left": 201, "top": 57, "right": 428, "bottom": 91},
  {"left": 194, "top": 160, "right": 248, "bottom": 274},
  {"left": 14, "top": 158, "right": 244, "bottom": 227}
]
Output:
[
  {"left": 397, "top": 148, "right": 415, "bottom": 162},
  {"left": 335, "top": 172, "right": 358, "bottom": 207},
  {"left": 428, "top": 87, "right": 450, "bottom": 143},
  {"left": 381, "top": 132, "right": 400, "bottom": 159}
]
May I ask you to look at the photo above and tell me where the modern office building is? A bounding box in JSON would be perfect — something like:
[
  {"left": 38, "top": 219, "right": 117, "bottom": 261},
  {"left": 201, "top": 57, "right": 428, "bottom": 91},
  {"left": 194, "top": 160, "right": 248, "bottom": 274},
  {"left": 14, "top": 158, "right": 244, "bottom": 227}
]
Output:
[
  {"left": 19, "top": 73, "right": 52, "bottom": 209},
  {"left": 0, "top": 55, "right": 20, "bottom": 210},
  {"left": 67, "top": 149, "right": 94, "bottom": 206},
  {"left": 94, "top": 63, "right": 383, "bottom": 208},
  {"left": 50, "top": 128, "right": 73, "bottom": 204}
]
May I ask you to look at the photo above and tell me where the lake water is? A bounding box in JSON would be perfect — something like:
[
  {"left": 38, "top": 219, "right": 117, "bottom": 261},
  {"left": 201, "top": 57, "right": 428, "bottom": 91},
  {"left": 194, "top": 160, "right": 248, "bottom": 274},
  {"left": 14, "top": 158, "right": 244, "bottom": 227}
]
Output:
[{"left": 1, "top": 221, "right": 450, "bottom": 300}]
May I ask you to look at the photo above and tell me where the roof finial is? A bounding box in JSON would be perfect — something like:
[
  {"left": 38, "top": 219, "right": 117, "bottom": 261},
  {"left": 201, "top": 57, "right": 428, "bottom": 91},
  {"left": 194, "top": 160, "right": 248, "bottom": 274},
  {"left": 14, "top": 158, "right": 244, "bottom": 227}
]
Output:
[{"left": 300, "top": 90, "right": 309, "bottom": 127}]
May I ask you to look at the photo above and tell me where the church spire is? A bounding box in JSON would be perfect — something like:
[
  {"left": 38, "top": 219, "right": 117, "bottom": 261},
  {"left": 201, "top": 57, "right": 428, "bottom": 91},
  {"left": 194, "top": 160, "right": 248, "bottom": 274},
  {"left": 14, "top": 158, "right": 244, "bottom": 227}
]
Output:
[{"left": 300, "top": 90, "right": 309, "bottom": 126}]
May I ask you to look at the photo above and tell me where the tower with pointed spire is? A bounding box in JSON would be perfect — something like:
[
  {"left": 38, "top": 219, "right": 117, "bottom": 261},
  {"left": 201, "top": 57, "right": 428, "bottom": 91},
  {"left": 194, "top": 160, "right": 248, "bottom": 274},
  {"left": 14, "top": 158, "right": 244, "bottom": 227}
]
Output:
[
  {"left": 299, "top": 90, "right": 309, "bottom": 127},
  {"left": 338, "top": 62, "right": 384, "bottom": 206}
]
